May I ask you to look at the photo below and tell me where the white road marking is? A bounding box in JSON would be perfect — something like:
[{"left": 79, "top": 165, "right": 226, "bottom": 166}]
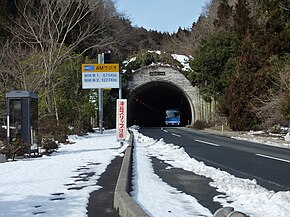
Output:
[
  {"left": 161, "top": 128, "right": 168, "bottom": 133},
  {"left": 172, "top": 133, "right": 181, "bottom": 137},
  {"left": 195, "top": 139, "right": 220, "bottom": 147},
  {"left": 256, "top": 154, "right": 290, "bottom": 163}
]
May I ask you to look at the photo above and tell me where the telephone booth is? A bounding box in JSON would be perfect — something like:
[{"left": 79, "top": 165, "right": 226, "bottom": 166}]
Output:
[{"left": 6, "top": 91, "right": 38, "bottom": 148}]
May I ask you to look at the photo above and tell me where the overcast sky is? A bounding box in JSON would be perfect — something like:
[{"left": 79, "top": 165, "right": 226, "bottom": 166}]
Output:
[{"left": 116, "top": 0, "right": 209, "bottom": 33}]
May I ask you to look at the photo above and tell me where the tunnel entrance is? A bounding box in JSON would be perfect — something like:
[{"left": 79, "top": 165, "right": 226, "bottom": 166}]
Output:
[{"left": 128, "top": 81, "right": 192, "bottom": 127}]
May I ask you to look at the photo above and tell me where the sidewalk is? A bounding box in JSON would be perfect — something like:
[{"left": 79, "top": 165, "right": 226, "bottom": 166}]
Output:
[{"left": 87, "top": 156, "right": 122, "bottom": 217}]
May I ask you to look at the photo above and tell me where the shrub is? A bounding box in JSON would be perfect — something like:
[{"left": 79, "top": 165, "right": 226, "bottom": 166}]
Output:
[
  {"left": 41, "top": 137, "right": 58, "bottom": 154},
  {"left": 192, "top": 120, "right": 207, "bottom": 130},
  {"left": 0, "top": 139, "right": 27, "bottom": 160},
  {"left": 38, "top": 117, "right": 69, "bottom": 143}
]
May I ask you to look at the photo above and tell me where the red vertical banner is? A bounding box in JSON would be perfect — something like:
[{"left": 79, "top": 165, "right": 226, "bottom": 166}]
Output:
[{"left": 116, "top": 99, "right": 127, "bottom": 141}]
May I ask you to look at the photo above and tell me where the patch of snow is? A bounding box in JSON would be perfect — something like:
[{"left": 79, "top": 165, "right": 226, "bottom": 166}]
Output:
[
  {"left": 131, "top": 134, "right": 212, "bottom": 217},
  {"left": 123, "top": 56, "right": 137, "bottom": 68},
  {"left": 123, "top": 51, "right": 192, "bottom": 71},
  {"left": 284, "top": 132, "right": 290, "bottom": 142},
  {"left": 247, "top": 130, "right": 264, "bottom": 135},
  {"left": 171, "top": 54, "right": 191, "bottom": 70},
  {"left": 148, "top": 50, "right": 161, "bottom": 55},
  {"left": 232, "top": 136, "right": 290, "bottom": 149},
  {"left": 0, "top": 130, "right": 124, "bottom": 217}
]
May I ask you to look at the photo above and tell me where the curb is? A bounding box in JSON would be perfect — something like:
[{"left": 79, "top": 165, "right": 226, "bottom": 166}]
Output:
[{"left": 114, "top": 131, "right": 149, "bottom": 217}]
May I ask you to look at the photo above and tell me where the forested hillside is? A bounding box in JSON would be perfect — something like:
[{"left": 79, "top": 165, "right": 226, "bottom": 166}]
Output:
[
  {"left": 0, "top": 0, "right": 289, "bottom": 136},
  {"left": 188, "top": 0, "right": 290, "bottom": 130}
]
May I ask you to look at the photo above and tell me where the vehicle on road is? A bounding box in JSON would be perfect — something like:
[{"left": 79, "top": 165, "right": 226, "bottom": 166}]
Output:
[{"left": 165, "top": 109, "right": 181, "bottom": 126}]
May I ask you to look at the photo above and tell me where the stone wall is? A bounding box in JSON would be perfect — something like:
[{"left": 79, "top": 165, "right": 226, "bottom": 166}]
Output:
[{"left": 127, "top": 65, "right": 214, "bottom": 124}]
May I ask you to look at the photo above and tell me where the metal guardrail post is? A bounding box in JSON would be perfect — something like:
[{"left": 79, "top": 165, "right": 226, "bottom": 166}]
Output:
[{"left": 213, "top": 207, "right": 248, "bottom": 217}]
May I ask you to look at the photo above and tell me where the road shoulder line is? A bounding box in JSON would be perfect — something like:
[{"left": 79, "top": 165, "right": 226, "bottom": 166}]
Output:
[
  {"left": 195, "top": 139, "right": 220, "bottom": 147},
  {"left": 255, "top": 154, "right": 290, "bottom": 163}
]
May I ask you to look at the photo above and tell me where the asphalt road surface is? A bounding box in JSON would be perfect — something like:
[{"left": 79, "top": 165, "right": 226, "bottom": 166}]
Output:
[{"left": 139, "top": 127, "right": 290, "bottom": 192}]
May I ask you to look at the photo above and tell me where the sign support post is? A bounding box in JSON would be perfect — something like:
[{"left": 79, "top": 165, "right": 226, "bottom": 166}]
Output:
[
  {"left": 98, "top": 53, "right": 104, "bottom": 134},
  {"left": 119, "top": 72, "right": 122, "bottom": 100},
  {"left": 98, "top": 88, "right": 103, "bottom": 134},
  {"left": 6, "top": 97, "right": 10, "bottom": 145}
]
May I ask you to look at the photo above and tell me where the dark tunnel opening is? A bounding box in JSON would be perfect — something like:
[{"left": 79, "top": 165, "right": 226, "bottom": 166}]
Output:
[{"left": 128, "top": 81, "right": 192, "bottom": 127}]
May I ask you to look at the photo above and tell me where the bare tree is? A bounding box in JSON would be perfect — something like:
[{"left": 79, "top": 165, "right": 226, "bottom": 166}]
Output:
[
  {"left": 162, "top": 0, "right": 217, "bottom": 56},
  {"left": 7, "top": 0, "right": 118, "bottom": 117},
  {"left": 0, "top": 39, "right": 48, "bottom": 92}
]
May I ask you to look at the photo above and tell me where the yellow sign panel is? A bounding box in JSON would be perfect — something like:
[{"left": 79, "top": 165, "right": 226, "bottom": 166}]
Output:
[{"left": 82, "top": 64, "right": 119, "bottom": 72}]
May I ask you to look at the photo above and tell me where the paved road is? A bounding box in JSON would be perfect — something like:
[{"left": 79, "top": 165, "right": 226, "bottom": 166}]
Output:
[{"left": 139, "top": 127, "right": 290, "bottom": 192}]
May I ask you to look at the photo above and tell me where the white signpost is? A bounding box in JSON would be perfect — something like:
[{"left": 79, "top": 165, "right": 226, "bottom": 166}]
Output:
[
  {"left": 82, "top": 64, "right": 119, "bottom": 89},
  {"left": 116, "top": 99, "right": 127, "bottom": 142}
]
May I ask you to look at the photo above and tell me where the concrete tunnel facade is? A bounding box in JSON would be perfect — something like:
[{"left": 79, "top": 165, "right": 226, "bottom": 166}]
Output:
[{"left": 127, "top": 65, "right": 199, "bottom": 127}]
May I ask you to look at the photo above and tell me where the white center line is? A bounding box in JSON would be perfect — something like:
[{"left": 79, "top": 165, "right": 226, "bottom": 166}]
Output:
[
  {"left": 172, "top": 133, "right": 181, "bottom": 137},
  {"left": 256, "top": 154, "right": 290, "bottom": 163},
  {"left": 161, "top": 128, "right": 168, "bottom": 133},
  {"left": 195, "top": 139, "right": 220, "bottom": 147}
]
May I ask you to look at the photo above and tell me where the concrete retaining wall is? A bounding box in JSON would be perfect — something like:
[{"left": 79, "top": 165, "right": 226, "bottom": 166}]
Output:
[{"left": 114, "top": 131, "right": 149, "bottom": 217}]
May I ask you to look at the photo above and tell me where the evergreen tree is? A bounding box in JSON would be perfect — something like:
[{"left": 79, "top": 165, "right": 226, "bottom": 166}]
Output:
[
  {"left": 232, "top": 0, "right": 252, "bottom": 38},
  {"left": 214, "top": 0, "right": 233, "bottom": 30},
  {"left": 190, "top": 30, "right": 239, "bottom": 101}
]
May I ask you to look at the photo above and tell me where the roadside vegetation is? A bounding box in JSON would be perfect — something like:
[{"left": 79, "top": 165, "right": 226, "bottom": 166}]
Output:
[{"left": 189, "top": 0, "right": 290, "bottom": 131}]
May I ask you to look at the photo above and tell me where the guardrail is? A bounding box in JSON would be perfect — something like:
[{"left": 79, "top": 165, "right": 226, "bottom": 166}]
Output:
[
  {"left": 114, "top": 130, "right": 149, "bottom": 217},
  {"left": 213, "top": 207, "right": 248, "bottom": 217}
]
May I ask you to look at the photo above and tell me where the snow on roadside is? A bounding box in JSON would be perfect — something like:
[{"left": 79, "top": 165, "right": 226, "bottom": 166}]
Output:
[
  {"left": 0, "top": 130, "right": 124, "bottom": 217},
  {"left": 205, "top": 129, "right": 290, "bottom": 149},
  {"left": 131, "top": 129, "right": 290, "bottom": 217},
  {"left": 131, "top": 134, "right": 212, "bottom": 217},
  {"left": 231, "top": 136, "right": 290, "bottom": 149}
]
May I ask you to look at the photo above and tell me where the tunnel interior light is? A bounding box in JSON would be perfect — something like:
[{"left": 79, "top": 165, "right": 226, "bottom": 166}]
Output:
[{"left": 132, "top": 96, "right": 160, "bottom": 113}]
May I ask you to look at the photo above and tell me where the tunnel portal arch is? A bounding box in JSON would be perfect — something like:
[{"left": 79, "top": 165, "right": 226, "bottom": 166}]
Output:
[{"left": 127, "top": 65, "right": 199, "bottom": 127}]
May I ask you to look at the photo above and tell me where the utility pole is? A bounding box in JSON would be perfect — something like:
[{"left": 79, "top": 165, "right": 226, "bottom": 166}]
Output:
[{"left": 98, "top": 53, "right": 104, "bottom": 134}]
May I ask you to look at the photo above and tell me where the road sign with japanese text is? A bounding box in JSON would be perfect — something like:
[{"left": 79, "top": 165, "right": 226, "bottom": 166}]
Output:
[
  {"left": 82, "top": 64, "right": 119, "bottom": 89},
  {"left": 116, "top": 99, "right": 127, "bottom": 141}
]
